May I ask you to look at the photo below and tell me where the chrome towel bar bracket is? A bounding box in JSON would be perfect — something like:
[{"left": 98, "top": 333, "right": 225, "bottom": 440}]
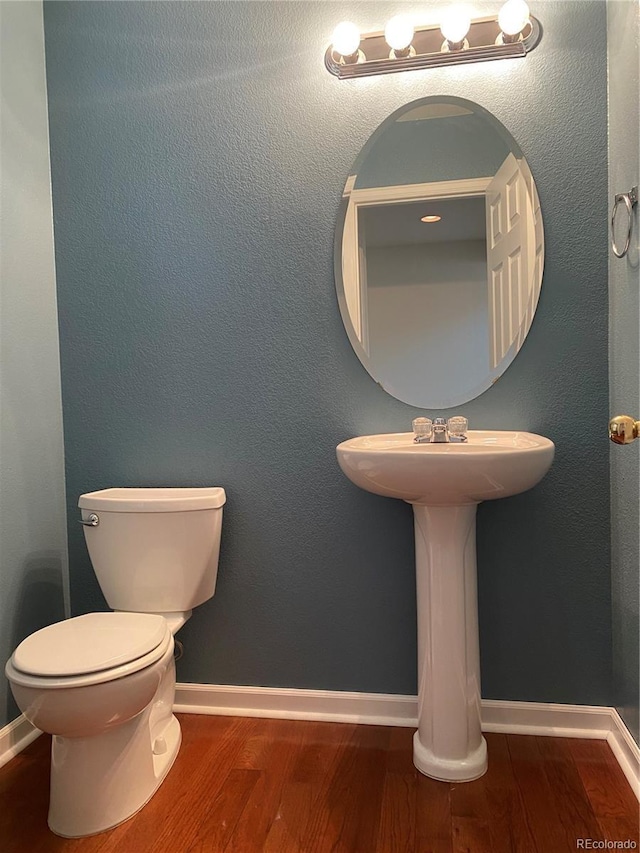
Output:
[{"left": 611, "top": 185, "right": 638, "bottom": 259}]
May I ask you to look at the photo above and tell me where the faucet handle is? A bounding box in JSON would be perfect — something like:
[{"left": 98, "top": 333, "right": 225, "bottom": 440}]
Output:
[
  {"left": 412, "top": 417, "right": 433, "bottom": 442},
  {"left": 447, "top": 416, "right": 468, "bottom": 441}
]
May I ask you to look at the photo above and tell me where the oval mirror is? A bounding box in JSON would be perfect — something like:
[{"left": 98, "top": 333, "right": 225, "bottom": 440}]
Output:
[{"left": 335, "top": 96, "right": 544, "bottom": 409}]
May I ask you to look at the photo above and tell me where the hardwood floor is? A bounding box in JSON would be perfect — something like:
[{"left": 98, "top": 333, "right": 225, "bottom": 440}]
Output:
[{"left": 0, "top": 714, "right": 637, "bottom": 852}]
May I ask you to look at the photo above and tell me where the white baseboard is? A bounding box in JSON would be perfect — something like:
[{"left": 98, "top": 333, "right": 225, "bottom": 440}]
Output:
[
  {"left": 0, "top": 715, "right": 41, "bottom": 770},
  {"left": 2, "top": 686, "right": 637, "bottom": 802},
  {"left": 607, "top": 709, "right": 640, "bottom": 799},
  {"left": 175, "top": 683, "right": 418, "bottom": 727},
  {"left": 481, "top": 698, "right": 618, "bottom": 739},
  {"left": 174, "top": 683, "right": 640, "bottom": 799}
]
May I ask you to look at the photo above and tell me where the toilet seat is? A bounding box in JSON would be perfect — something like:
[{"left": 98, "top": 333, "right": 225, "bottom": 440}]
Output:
[{"left": 6, "top": 613, "right": 172, "bottom": 690}]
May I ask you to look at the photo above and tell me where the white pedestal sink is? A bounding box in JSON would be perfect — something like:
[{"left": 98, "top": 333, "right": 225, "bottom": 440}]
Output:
[{"left": 336, "top": 430, "right": 554, "bottom": 782}]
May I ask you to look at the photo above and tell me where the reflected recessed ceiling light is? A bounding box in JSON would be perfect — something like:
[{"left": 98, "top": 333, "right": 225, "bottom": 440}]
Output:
[{"left": 421, "top": 215, "right": 442, "bottom": 223}]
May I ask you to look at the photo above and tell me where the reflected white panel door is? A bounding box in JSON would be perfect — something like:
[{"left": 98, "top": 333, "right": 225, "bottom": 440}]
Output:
[
  {"left": 485, "top": 153, "right": 534, "bottom": 370},
  {"left": 342, "top": 178, "right": 363, "bottom": 345},
  {"left": 357, "top": 212, "right": 369, "bottom": 355},
  {"left": 341, "top": 178, "right": 369, "bottom": 355},
  {"left": 517, "top": 156, "right": 544, "bottom": 350}
]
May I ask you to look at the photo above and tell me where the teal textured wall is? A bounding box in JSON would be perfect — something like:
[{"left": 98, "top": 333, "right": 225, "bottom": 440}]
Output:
[{"left": 44, "top": 1, "right": 611, "bottom": 702}]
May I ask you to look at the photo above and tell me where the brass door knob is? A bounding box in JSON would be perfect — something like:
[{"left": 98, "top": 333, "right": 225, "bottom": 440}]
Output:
[{"left": 609, "top": 415, "right": 640, "bottom": 445}]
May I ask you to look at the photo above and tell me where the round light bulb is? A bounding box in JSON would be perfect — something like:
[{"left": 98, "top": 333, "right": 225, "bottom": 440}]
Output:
[
  {"left": 498, "top": 0, "right": 530, "bottom": 36},
  {"left": 440, "top": 6, "right": 471, "bottom": 44},
  {"left": 385, "top": 15, "right": 414, "bottom": 51},
  {"left": 331, "top": 21, "right": 361, "bottom": 57}
]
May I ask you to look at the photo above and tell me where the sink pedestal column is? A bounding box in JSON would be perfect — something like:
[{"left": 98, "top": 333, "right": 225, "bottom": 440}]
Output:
[{"left": 411, "top": 503, "right": 487, "bottom": 782}]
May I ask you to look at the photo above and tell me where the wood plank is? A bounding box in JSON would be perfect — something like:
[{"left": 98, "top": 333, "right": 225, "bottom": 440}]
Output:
[
  {"left": 569, "top": 738, "right": 640, "bottom": 847},
  {"left": 219, "top": 717, "right": 307, "bottom": 852},
  {"left": 0, "top": 735, "right": 52, "bottom": 853},
  {"left": 450, "top": 733, "right": 538, "bottom": 853},
  {"left": 415, "top": 774, "right": 453, "bottom": 853},
  {"left": 376, "top": 727, "right": 418, "bottom": 853},
  {"left": 186, "top": 768, "right": 260, "bottom": 853},
  {"left": 480, "top": 733, "right": 536, "bottom": 853},
  {"left": 262, "top": 779, "right": 316, "bottom": 853},
  {"left": 450, "top": 769, "right": 494, "bottom": 853},
  {"left": 377, "top": 772, "right": 417, "bottom": 853},
  {"left": 383, "top": 726, "right": 416, "bottom": 776},
  {"left": 507, "top": 733, "right": 578, "bottom": 851},
  {"left": 536, "top": 736, "right": 603, "bottom": 844},
  {"left": 263, "top": 721, "right": 355, "bottom": 853},
  {"left": 301, "top": 724, "right": 390, "bottom": 852},
  {"left": 372, "top": 727, "right": 453, "bottom": 853},
  {"left": 289, "top": 721, "right": 358, "bottom": 784},
  {"left": 451, "top": 815, "right": 494, "bottom": 853}
]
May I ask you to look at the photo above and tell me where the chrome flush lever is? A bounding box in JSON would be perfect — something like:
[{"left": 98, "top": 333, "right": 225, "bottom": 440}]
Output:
[{"left": 79, "top": 513, "right": 100, "bottom": 527}]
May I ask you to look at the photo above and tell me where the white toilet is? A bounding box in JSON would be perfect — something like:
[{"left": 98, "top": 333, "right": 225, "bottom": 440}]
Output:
[{"left": 5, "top": 487, "right": 225, "bottom": 838}]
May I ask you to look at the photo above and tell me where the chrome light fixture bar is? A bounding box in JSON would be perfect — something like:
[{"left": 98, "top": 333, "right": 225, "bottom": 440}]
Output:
[{"left": 325, "top": 13, "right": 541, "bottom": 79}]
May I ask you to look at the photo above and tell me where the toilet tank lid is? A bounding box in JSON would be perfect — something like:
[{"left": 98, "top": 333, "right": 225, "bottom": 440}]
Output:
[
  {"left": 79, "top": 487, "right": 226, "bottom": 512},
  {"left": 11, "top": 613, "right": 169, "bottom": 677}
]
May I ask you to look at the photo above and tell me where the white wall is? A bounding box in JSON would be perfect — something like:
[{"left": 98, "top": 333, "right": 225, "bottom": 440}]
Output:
[
  {"left": 367, "top": 241, "right": 489, "bottom": 407},
  {"left": 0, "top": 0, "right": 68, "bottom": 727}
]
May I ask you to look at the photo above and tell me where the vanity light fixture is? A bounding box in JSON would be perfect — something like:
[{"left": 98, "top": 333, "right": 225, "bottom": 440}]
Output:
[
  {"left": 325, "top": 2, "right": 541, "bottom": 79},
  {"left": 421, "top": 215, "right": 442, "bottom": 223}
]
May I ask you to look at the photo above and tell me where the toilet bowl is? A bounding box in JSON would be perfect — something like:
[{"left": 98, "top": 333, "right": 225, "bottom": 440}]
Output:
[
  {"left": 6, "top": 613, "right": 177, "bottom": 837},
  {"left": 5, "top": 487, "right": 225, "bottom": 837}
]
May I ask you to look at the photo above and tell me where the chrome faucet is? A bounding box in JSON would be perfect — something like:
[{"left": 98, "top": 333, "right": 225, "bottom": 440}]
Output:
[
  {"left": 432, "top": 418, "right": 449, "bottom": 442},
  {"left": 413, "top": 416, "right": 468, "bottom": 443}
]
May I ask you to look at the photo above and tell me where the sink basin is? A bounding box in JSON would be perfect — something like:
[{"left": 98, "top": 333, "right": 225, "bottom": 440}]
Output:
[
  {"left": 336, "top": 430, "right": 555, "bottom": 505},
  {"left": 336, "top": 429, "right": 554, "bottom": 783}
]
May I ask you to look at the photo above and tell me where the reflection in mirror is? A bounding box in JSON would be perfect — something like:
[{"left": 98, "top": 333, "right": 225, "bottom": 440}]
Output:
[{"left": 335, "top": 97, "right": 544, "bottom": 409}]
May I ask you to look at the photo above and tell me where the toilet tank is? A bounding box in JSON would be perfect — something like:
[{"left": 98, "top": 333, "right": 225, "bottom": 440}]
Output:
[{"left": 78, "top": 488, "right": 226, "bottom": 613}]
